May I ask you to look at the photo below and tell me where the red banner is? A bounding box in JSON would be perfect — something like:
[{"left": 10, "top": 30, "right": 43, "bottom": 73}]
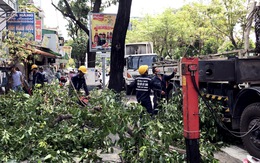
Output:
[{"left": 35, "top": 20, "right": 42, "bottom": 42}]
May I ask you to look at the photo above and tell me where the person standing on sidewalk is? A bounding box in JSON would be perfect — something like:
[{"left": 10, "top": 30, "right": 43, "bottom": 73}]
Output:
[{"left": 11, "top": 66, "right": 24, "bottom": 92}]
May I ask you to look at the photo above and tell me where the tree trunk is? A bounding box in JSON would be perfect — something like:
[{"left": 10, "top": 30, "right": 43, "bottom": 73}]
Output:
[
  {"left": 108, "top": 0, "right": 132, "bottom": 92},
  {"left": 86, "top": 0, "right": 101, "bottom": 68},
  {"left": 86, "top": 39, "right": 96, "bottom": 67}
]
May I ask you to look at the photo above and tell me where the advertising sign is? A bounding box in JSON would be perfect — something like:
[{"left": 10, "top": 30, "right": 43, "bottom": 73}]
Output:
[
  {"left": 89, "top": 13, "right": 116, "bottom": 52},
  {"left": 35, "top": 20, "right": 42, "bottom": 42},
  {"left": 7, "top": 12, "right": 35, "bottom": 40}
]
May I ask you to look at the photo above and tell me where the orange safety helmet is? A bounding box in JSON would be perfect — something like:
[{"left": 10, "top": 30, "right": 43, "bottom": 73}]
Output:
[
  {"left": 31, "top": 64, "right": 38, "bottom": 70},
  {"left": 78, "top": 66, "right": 87, "bottom": 74},
  {"left": 138, "top": 65, "right": 149, "bottom": 75}
]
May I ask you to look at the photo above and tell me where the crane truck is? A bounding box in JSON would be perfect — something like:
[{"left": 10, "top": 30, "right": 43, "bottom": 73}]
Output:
[
  {"left": 152, "top": 50, "right": 260, "bottom": 159},
  {"left": 152, "top": 1, "right": 260, "bottom": 158}
]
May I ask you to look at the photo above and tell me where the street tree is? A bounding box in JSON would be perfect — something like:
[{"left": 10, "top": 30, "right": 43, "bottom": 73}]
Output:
[
  {"left": 67, "top": 32, "right": 89, "bottom": 67},
  {"left": 0, "top": 31, "right": 34, "bottom": 65},
  {"left": 53, "top": 0, "right": 132, "bottom": 92},
  {"left": 126, "top": 6, "right": 219, "bottom": 58},
  {"left": 205, "top": 0, "right": 247, "bottom": 50},
  {"left": 108, "top": 0, "right": 132, "bottom": 92},
  {"left": 171, "top": 3, "right": 224, "bottom": 56},
  {"left": 126, "top": 0, "right": 249, "bottom": 58},
  {"left": 52, "top": 0, "right": 101, "bottom": 67}
]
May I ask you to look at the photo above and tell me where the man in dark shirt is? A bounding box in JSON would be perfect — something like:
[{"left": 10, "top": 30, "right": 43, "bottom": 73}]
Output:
[
  {"left": 31, "top": 64, "right": 44, "bottom": 88},
  {"left": 70, "top": 66, "right": 89, "bottom": 96},
  {"left": 39, "top": 66, "right": 48, "bottom": 83},
  {"left": 152, "top": 67, "right": 177, "bottom": 113},
  {"left": 130, "top": 65, "right": 161, "bottom": 115}
]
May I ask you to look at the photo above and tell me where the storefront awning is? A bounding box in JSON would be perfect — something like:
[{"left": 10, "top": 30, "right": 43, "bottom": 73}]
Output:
[
  {"left": 0, "top": 0, "right": 16, "bottom": 12},
  {"left": 23, "top": 46, "right": 62, "bottom": 58},
  {"left": 33, "top": 49, "right": 57, "bottom": 58},
  {"left": 36, "top": 47, "right": 62, "bottom": 58}
]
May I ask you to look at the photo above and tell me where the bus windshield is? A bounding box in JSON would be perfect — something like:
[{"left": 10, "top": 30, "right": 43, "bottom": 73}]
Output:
[{"left": 127, "top": 55, "right": 157, "bottom": 70}]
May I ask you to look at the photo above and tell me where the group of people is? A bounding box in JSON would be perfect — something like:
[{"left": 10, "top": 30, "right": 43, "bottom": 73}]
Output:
[
  {"left": 10, "top": 64, "right": 46, "bottom": 94},
  {"left": 11, "top": 63, "right": 175, "bottom": 115},
  {"left": 11, "top": 64, "right": 90, "bottom": 97},
  {"left": 130, "top": 65, "right": 177, "bottom": 116}
]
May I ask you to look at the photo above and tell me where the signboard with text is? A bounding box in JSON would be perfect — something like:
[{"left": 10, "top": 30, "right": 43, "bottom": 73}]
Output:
[
  {"left": 7, "top": 12, "right": 35, "bottom": 40},
  {"left": 89, "top": 13, "right": 116, "bottom": 52}
]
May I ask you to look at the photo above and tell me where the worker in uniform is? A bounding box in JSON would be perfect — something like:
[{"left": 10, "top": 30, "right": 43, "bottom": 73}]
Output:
[
  {"left": 70, "top": 66, "right": 89, "bottom": 96},
  {"left": 152, "top": 67, "right": 177, "bottom": 114},
  {"left": 39, "top": 66, "right": 48, "bottom": 83},
  {"left": 130, "top": 65, "right": 161, "bottom": 115},
  {"left": 31, "top": 64, "right": 44, "bottom": 88}
]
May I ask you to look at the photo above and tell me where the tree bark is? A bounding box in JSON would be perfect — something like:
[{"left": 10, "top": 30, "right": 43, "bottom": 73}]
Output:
[
  {"left": 86, "top": 0, "right": 102, "bottom": 67},
  {"left": 87, "top": 39, "right": 96, "bottom": 67},
  {"left": 108, "top": 0, "right": 132, "bottom": 92}
]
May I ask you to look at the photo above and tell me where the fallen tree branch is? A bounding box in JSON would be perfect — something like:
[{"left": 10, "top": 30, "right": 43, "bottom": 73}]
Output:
[
  {"left": 126, "top": 126, "right": 186, "bottom": 154},
  {"left": 53, "top": 114, "right": 73, "bottom": 125}
]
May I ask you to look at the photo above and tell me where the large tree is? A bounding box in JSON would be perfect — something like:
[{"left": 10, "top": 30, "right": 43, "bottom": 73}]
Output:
[
  {"left": 205, "top": 0, "right": 247, "bottom": 50},
  {"left": 52, "top": 0, "right": 102, "bottom": 67},
  {"left": 108, "top": 0, "right": 132, "bottom": 92},
  {"left": 126, "top": 5, "right": 221, "bottom": 58},
  {"left": 53, "top": 0, "right": 132, "bottom": 92},
  {"left": 56, "top": 0, "right": 90, "bottom": 67},
  {"left": 126, "top": 0, "right": 249, "bottom": 58}
]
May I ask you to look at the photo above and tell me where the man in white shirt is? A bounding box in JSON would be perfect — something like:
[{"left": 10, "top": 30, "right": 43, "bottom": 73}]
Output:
[{"left": 11, "top": 66, "right": 23, "bottom": 92}]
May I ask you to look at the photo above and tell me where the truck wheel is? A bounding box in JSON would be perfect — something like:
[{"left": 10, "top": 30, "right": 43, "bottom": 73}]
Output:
[{"left": 240, "top": 103, "right": 260, "bottom": 158}]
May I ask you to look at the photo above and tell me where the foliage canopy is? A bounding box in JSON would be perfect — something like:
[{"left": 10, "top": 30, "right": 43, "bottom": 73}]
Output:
[{"left": 0, "top": 84, "right": 230, "bottom": 162}]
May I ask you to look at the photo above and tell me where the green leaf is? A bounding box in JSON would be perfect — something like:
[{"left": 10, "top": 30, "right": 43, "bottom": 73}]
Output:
[
  {"left": 158, "top": 131, "right": 163, "bottom": 138},
  {"left": 44, "top": 154, "right": 52, "bottom": 160},
  {"left": 157, "top": 121, "right": 164, "bottom": 129}
]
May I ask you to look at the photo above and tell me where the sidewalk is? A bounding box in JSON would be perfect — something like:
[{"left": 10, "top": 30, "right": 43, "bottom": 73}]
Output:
[
  {"left": 97, "top": 147, "right": 122, "bottom": 162},
  {"left": 214, "top": 145, "right": 249, "bottom": 163},
  {"left": 98, "top": 145, "right": 247, "bottom": 163}
]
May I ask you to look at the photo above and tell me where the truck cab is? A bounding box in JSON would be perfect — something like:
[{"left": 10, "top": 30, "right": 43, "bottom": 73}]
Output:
[{"left": 124, "top": 54, "right": 157, "bottom": 95}]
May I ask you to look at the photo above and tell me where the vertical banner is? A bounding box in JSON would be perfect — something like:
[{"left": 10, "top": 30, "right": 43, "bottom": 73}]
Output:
[
  {"left": 7, "top": 12, "right": 35, "bottom": 40},
  {"left": 89, "top": 13, "right": 116, "bottom": 52},
  {"left": 35, "top": 20, "right": 42, "bottom": 42}
]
